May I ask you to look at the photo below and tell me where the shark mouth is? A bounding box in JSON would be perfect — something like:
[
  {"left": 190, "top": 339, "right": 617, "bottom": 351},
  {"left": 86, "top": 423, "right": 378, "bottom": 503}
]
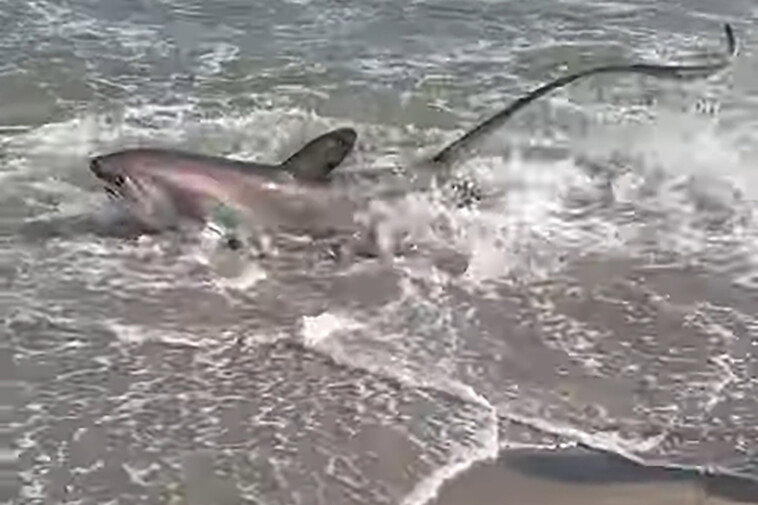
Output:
[
  {"left": 95, "top": 172, "right": 184, "bottom": 233},
  {"left": 101, "top": 175, "right": 131, "bottom": 202},
  {"left": 90, "top": 157, "right": 135, "bottom": 202},
  {"left": 98, "top": 172, "right": 152, "bottom": 209}
]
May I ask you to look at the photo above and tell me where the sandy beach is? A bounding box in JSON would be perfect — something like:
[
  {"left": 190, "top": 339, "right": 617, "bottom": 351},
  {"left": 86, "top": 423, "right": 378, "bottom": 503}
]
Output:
[{"left": 432, "top": 446, "right": 758, "bottom": 505}]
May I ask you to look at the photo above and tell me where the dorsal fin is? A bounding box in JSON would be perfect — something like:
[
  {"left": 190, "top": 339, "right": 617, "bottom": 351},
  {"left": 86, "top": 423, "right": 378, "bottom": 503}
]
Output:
[
  {"left": 280, "top": 127, "right": 358, "bottom": 182},
  {"left": 431, "top": 23, "right": 737, "bottom": 165}
]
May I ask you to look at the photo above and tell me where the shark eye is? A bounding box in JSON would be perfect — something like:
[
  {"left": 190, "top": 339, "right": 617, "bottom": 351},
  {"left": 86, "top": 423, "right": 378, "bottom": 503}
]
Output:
[{"left": 226, "top": 236, "right": 243, "bottom": 250}]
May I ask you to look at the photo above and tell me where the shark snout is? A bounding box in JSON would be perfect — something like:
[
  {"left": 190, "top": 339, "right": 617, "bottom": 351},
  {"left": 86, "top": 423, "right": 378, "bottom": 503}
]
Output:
[
  {"left": 89, "top": 156, "right": 105, "bottom": 178},
  {"left": 90, "top": 156, "right": 125, "bottom": 187}
]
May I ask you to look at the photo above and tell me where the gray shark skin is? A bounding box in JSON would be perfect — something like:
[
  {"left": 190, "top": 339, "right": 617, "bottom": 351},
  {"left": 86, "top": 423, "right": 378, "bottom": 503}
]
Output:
[
  {"left": 89, "top": 127, "right": 359, "bottom": 243},
  {"left": 88, "top": 24, "right": 736, "bottom": 258}
]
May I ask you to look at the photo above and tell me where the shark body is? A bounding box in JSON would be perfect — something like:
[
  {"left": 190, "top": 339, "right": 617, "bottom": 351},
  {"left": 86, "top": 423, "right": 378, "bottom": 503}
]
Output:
[{"left": 88, "top": 25, "right": 737, "bottom": 256}]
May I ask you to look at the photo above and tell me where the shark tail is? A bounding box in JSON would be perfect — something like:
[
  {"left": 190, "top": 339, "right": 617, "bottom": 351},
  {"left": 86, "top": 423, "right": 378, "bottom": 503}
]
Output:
[{"left": 432, "top": 23, "right": 738, "bottom": 165}]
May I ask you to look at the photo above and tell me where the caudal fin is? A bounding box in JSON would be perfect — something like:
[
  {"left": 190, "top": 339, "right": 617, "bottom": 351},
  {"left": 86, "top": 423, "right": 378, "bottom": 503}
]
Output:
[
  {"left": 280, "top": 127, "right": 358, "bottom": 182},
  {"left": 432, "top": 23, "right": 738, "bottom": 165}
]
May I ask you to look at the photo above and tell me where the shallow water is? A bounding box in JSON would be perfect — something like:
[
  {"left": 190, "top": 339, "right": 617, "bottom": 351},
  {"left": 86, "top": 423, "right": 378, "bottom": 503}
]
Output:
[{"left": 4, "top": 1, "right": 758, "bottom": 504}]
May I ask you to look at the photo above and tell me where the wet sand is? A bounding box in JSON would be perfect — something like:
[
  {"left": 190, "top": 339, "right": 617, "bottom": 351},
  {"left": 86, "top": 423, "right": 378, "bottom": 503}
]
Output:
[{"left": 432, "top": 447, "right": 758, "bottom": 505}]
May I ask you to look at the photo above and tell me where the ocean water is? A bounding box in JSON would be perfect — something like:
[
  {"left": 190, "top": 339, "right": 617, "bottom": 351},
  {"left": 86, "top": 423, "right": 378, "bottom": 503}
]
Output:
[{"left": 4, "top": 1, "right": 758, "bottom": 504}]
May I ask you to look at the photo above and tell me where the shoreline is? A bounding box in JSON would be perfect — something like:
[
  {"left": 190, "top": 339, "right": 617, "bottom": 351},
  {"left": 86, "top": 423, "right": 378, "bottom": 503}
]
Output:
[{"left": 430, "top": 446, "right": 758, "bottom": 505}]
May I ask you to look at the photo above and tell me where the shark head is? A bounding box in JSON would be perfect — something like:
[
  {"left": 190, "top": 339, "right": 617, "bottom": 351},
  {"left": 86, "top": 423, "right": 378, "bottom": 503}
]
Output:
[
  {"left": 89, "top": 152, "right": 127, "bottom": 198},
  {"left": 90, "top": 150, "right": 193, "bottom": 232}
]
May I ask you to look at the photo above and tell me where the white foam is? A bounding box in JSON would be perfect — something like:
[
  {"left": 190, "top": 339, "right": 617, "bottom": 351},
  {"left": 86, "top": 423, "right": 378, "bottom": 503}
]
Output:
[
  {"left": 301, "top": 306, "right": 494, "bottom": 409},
  {"left": 502, "top": 411, "right": 667, "bottom": 464},
  {"left": 401, "top": 406, "right": 498, "bottom": 505},
  {"left": 213, "top": 261, "right": 268, "bottom": 291},
  {"left": 196, "top": 42, "right": 240, "bottom": 76},
  {"left": 363, "top": 151, "right": 603, "bottom": 284},
  {"left": 301, "top": 313, "right": 502, "bottom": 505},
  {"left": 301, "top": 312, "right": 365, "bottom": 347},
  {"left": 107, "top": 320, "right": 207, "bottom": 348},
  {"left": 122, "top": 462, "right": 160, "bottom": 487}
]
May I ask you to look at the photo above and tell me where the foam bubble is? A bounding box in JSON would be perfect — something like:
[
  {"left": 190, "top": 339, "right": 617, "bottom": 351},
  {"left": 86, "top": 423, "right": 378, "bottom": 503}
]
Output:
[
  {"left": 301, "top": 311, "right": 365, "bottom": 347},
  {"left": 107, "top": 320, "right": 207, "bottom": 348}
]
